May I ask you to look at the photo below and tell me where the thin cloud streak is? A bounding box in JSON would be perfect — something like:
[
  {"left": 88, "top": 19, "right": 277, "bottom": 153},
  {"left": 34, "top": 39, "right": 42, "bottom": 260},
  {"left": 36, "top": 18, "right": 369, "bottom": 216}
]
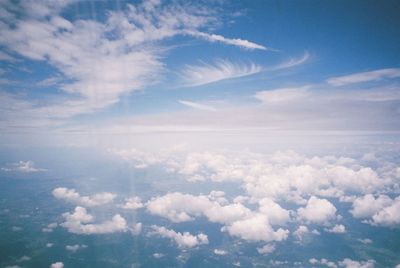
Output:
[
  {"left": 181, "top": 59, "right": 262, "bottom": 87},
  {"left": 186, "top": 31, "right": 268, "bottom": 50},
  {"left": 179, "top": 100, "right": 217, "bottom": 111},
  {"left": 327, "top": 68, "right": 400, "bottom": 86}
]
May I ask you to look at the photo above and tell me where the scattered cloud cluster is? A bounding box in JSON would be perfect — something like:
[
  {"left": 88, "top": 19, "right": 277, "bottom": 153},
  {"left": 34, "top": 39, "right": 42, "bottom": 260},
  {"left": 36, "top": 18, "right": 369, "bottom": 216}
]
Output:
[
  {"left": 1, "top": 161, "right": 46, "bottom": 173},
  {"left": 257, "top": 244, "right": 275, "bottom": 255},
  {"left": 150, "top": 225, "right": 208, "bottom": 248},
  {"left": 61, "top": 206, "right": 127, "bottom": 234},
  {"left": 147, "top": 191, "right": 289, "bottom": 242},
  {"left": 66, "top": 244, "right": 87, "bottom": 253},
  {"left": 52, "top": 187, "right": 116, "bottom": 207},
  {"left": 309, "top": 258, "right": 375, "bottom": 268},
  {"left": 350, "top": 194, "right": 400, "bottom": 226}
]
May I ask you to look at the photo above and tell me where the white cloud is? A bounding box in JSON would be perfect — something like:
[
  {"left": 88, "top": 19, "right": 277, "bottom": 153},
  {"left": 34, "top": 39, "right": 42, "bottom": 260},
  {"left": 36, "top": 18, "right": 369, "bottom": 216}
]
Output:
[
  {"left": 327, "top": 68, "right": 400, "bottom": 86},
  {"left": 150, "top": 225, "right": 208, "bottom": 248},
  {"left": 179, "top": 100, "right": 217, "bottom": 112},
  {"left": 16, "top": 256, "right": 31, "bottom": 262},
  {"left": 66, "top": 244, "right": 87, "bottom": 252},
  {"left": 309, "top": 258, "right": 338, "bottom": 268},
  {"left": 42, "top": 222, "right": 58, "bottom": 233},
  {"left": 0, "top": 0, "right": 266, "bottom": 122},
  {"left": 325, "top": 224, "right": 346, "bottom": 234},
  {"left": 255, "top": 86, "right": 310, "bottom": 104},
  {"left": 131, "top": 222, "right": 142, "bottom": 235},
  {"left": 52, "top": 187, "right": 116, "bottom": 207},
  {"left": 350, "top": 194, "right": 400, "bottom": 226},
  {"left": 214, "top": 249, "right": 228, "bottom": 255},
  {"left": 153, "top": 253, "right": 164, "bottom": 259},
  {"left": 46, "top": 243, "right": 54, "bottom": 248},
  {"left": 1, "top": 160, "right": 46, "bottom": 173},
  {"left": 120, "top": 197, "right": 143, "bottom": 210},
  {"left": 181, "top": 59, "right": 262, "bottom": 87},
  {"left": 358, "top": 238, "right": 372, "bottom": 244},
  {"left": 50, "top": 262, "right": 64, "bottom": 268},
  {"left": 293, "top": 225, "right": 310, "bottom": 241},
  {"left": 309, "top": 258, "right": 375, "bottom": 268},
  {"left": 338, "top": 258, "right": 375, "bottom": 268},
  {"left": 186, "top": 31, "right": 267, "bottom": 50},
  {"left": 371, "top": 196, "right": 400, "bottom": 226},
  {"left": 146, "top": 191, "right": 290, "bottom": 243},
  {"left": 222, "top": 214, "right": 289, "bottom": 242},
  {"left": 350, "top": 194, "right": 392, "bottom": 218},
  {"left": 0, "top": 51, "right": 17, "bottom": 62},
  {"left": 272, "top": 51, "right": 310, "bottom": 70},
  {"left": 61, "top": 206, "right": 127, "bottom": 234},
  {"left": 297, "top": 196, "right": 337, "bottom": 224},
  {"left": 257, "top": 244, "right": 275, "bottom": 255}
]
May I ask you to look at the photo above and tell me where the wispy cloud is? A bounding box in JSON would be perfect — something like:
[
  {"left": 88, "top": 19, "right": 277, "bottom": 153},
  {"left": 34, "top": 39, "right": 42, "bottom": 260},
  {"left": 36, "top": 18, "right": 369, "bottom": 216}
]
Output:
[
  {"left": 179, "top": 100, "right": 217, "bottom": 111},
  {"left": 255, "top": 86, "right": 310, "bottom": 104},
  {"left": 187, "top": 31, "right": 268, "bottom": 50},
  {"left": 0, "top": 0, "right": 261, "bottom": 121},
  {"left": 272, "top": 51, "right": 310, "bottom": 70},
  {"left": 327, "top": 68, "right": 400, "bottom": 86},
  {"left": 181, "top": 59, "right": 262, "bottom": 87}
]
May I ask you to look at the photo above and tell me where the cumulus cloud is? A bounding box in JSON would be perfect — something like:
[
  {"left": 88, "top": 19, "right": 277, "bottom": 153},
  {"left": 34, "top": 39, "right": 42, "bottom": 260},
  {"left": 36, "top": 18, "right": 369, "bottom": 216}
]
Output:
[
  {"left": 309, "top": 258, "right": 375, "bottom": 268},
  {"left": 120, "top": 197, "right": 144, "bottom": 210},
  {"left": 150, "top": 225, "right": 208, "bottom": 248},
  {"left": 52, "top": 187, "right": 116, "bottom": 207},
  {"left": 147, "top": 191, "right": 290, "bottom": 242},
  {"left": 16, "top": 256, "right": 31, "bottom": 262},
  {"left": 297, "top": 196, "right": 337, "bottom": 224},
  {"left": 181, "top": 59, "right": 262, "bottom": 87},
  {"left": 257, "top": 244, "right": 275, "bottom": 255},
  {"left": 222, "top": 214, "right": 289, "bottom": 242},
  {"left": 350, "top": 194, "right": 400, "bottom": 226},
  {"left": 131, "top": 222, "right": 142, "bottom": 235},
  {"left": 114, "top": 148, "right": 398, "bottom": 236},
  {"left": 325, "top": 224, "right": 346, "bottom": 234},
  {"left": 1, "top": 160, "right": 46, "bottom": 172},
  {"left": 61, "top": 206, "right": 127, "bottom": 234},
  {"left": 293, "top": 225, "right": 310, "bottom": 241},
  {"left": 358, "top": 238, "right": 372, "bottom": 244},
  {"left": 214, "top": 249, "right": 228, "bottom": 255},
  {"left": 66, "top": 244, "right": 87, "bottom": 252},
  {"left": 50, "top": 262, "right": 64, "bottom": 268},
  {"left": 338, "top": 258, "right": 375, "bottom": 268},
  {"left": 42, "top": 222, "right": 58, "bottom": 233},
  {"left": 309, "top": 258, "right": 338, "bottom": 268},
  {"left": 327, "top": 68, "right": 400, "bottom": 86},
  {"left": 153, "top": 253, "right": 164, "bottom": 259}
]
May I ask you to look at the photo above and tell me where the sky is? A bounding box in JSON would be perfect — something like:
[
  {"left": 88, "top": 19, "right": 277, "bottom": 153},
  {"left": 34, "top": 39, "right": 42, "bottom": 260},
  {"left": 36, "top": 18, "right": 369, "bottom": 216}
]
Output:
[
  {"left": 0, "top": 0, "right": 400, "bottom": 147},
  {"left": 1, "top": 1, "right": 400, "bottom": 268}
]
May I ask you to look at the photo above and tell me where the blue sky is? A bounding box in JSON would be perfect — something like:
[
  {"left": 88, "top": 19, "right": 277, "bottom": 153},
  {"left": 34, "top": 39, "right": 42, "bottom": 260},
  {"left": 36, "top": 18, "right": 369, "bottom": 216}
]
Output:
[
  {"left": 1, "top": 0, "right": 400, "bottom": 141},
  {"left": 1, "top": 2, "right": 400, "bottom": 267}
]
